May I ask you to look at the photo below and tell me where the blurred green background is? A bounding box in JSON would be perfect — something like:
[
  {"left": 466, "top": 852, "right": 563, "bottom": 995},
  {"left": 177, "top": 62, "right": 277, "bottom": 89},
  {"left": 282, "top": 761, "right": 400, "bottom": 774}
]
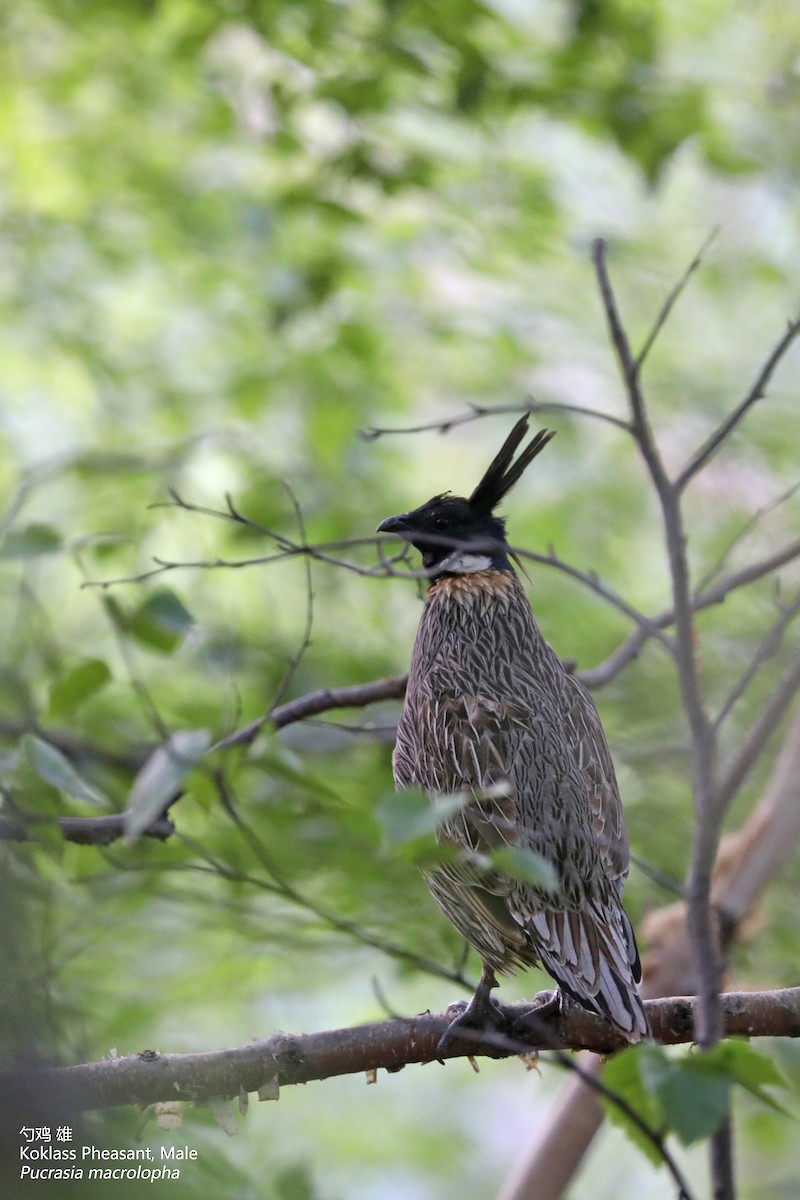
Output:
[{"left": 2, "top": 1, "right": 800, "bottom": 1197}]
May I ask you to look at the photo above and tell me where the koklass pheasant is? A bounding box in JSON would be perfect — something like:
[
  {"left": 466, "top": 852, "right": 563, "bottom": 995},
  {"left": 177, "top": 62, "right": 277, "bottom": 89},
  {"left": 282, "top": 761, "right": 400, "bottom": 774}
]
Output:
[{"left": 378, "top": 416, "right": 648, "bottom": 1044}]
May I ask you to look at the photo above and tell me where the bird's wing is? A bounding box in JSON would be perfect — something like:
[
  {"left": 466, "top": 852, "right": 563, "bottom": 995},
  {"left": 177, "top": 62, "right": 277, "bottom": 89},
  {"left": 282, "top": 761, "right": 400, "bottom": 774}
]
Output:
[
  {"left": 396, "top": 681, "right": 646, "bottom": 1034},
  {"left": 415, "top": 687, "right": 529, "bottom": 850},
  {"left": 395, "top": 686, "right": 536, "bottom": 969},
  {"left": 563, "top": 674, "right": 630, "bottom": 890}
]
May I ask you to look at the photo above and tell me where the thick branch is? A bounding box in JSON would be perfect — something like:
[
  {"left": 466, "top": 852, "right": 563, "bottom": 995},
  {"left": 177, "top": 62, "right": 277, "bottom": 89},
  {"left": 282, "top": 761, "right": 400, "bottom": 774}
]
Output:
[
  {"left": 7, "top": 988, "right": 798, "bottom": 1115},
  {"left": 593, "top": 240, "right": 721, "bottom": 1058}
]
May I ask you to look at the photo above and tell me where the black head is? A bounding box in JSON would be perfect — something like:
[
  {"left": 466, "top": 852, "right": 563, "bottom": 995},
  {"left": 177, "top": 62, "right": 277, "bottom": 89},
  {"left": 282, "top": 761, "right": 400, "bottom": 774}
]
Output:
[{"left": 377, "top": 416, "right": 554, "bottom": 577}]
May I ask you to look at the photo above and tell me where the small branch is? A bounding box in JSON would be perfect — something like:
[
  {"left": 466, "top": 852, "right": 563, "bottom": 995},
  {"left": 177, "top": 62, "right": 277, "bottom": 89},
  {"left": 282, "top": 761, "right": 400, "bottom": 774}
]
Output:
[
  {"left": 579, "top": 626, "right": 651, "bottom": 689},
  {"left": 695, "top": 481, "right": 800, "bottom": 596},
  {"left": 592, "top": 241, "right": 656, "bottom": 454},
  {"left": 12, "top": 988, "right": 800, "bottom": 1114},
  {"left": 715, "top": 648, "right": 800, "bottom": 814},
  {"left": 516, "top": 548, "right": 674, "bottom": 652},
  {"left": 698, "top": 537, "right": 800, "bottom": 608},
  {"left": 711, "top": 1117, "right": 736, "bottom": 1200},
  {"left": 0, "top": 719, "right": 150, "bottom": 772},
  {"left": 212, "top": 675, "right": 409, "bottom": 752},
  {"left": 360, "top": 400, "right": 630, "bottom": 440},
  {"left": 583, "top": 537, "right": 800, "bottom": 690},
  {"left": 267, "top": 482, "right": 315, "bottom": 713},
  {"left": 713, "top": 589, "right": 800, "bottom": 728},
  {"left": 676, "top": 313, "right": 800, "bottom": 492},
  {"left": 0, "top": 813, "right": 175, "bottom": 845},
  {"left": 634, "top": 228, "right": 719, "bottom": 373}
]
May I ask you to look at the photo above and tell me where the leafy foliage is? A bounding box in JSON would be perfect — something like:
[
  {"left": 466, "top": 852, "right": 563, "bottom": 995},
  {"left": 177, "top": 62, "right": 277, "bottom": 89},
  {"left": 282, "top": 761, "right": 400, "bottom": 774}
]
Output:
[{"left": 603, "top": 1041, "right": 789, "bottom": 1157}]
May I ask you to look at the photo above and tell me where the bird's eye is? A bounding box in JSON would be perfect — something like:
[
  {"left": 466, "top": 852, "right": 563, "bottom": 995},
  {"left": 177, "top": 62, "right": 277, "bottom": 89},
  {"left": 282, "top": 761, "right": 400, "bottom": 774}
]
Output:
[{"left": 432, "top": 515, "right": 450, "bottom": 529}]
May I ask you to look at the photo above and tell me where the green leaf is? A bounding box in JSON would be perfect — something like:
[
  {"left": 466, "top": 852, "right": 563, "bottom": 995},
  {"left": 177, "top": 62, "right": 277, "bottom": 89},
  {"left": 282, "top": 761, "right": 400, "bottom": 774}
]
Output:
[
  {"left": 24, "top": 735, "right": 107, "bottom": 807},
  {"left": 47, "top": 659, "right": 111, "bottom": 720},
  {"left": 601, "top": 1047, "right": 664, "bottom": 1166},
  {"left": 124, "top": 729, "right": 210, "bottom": 838},
  {"left": 607, "top": 1042, "right": 791, "bottom": 1158},
  {"left": 0, "top": 523, "right": 62, "bottom": 559},
  {"left": 376, "top": 788, "right": 465, "bottom": 845},
  {"left": 697, "top": 1041, "right": 791, "bottom": 1117},
  {"left": 488, "top": 845, "right": 559, "bottom": 893},
  {"left": 127, "top": 589, "right": 194, "bottom": 653},
  {"left": 639, "top": 1044, "right": 732, "bottom": 1146}
]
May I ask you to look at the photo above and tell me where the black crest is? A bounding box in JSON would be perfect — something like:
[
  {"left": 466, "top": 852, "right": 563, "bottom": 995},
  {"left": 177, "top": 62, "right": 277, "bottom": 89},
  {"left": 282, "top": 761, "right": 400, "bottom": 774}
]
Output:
[{"left": 469, "top": 416, "right": 555, "bottom": 516}]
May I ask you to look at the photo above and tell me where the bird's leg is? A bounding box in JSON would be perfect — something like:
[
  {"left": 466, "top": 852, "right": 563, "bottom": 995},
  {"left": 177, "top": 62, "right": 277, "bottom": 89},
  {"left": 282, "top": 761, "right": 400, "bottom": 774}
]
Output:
[{"left": 436, "top": 965, "right": 504, "bottom": 1056}]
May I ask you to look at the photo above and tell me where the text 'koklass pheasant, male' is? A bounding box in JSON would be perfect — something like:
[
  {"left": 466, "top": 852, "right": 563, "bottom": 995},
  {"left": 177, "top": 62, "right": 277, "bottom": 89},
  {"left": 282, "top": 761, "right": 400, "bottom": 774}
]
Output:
[{"left": 378, "top": 416, "right": 648, "bottom": 1047}]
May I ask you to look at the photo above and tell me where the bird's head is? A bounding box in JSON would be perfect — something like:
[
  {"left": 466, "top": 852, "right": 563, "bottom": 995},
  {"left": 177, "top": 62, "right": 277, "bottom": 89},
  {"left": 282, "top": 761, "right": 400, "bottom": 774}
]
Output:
[{"left": 377, "top": 417, "right": 554, "bottom": 577}]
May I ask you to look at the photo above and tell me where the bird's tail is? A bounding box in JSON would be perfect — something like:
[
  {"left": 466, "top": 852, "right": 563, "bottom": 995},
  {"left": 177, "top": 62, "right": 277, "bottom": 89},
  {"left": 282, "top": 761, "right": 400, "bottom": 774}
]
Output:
[{"left": 526, "top": 902, "right": 649, "bottom": 1042}]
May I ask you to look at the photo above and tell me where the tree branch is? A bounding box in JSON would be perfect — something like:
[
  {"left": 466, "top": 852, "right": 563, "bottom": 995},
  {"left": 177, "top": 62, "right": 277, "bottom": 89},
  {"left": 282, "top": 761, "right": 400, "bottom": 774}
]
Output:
[
  {"left": 593, "top": 239, "right": 722, "bottom": 1053},
  {"left": 8, "top": 988, "right": 798, "bottom": 1115},
  {"left": 213, "top": 675, "right": 409, "bottom": 752},
  {"left": 0, "top": 813, "right": 175, "bottom": 845}
]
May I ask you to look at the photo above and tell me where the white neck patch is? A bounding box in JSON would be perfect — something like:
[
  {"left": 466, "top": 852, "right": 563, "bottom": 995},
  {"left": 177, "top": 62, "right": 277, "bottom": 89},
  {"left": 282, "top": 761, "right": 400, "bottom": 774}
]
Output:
[{"left": 441, "top": 552, "right": 494, "bottom": 575}]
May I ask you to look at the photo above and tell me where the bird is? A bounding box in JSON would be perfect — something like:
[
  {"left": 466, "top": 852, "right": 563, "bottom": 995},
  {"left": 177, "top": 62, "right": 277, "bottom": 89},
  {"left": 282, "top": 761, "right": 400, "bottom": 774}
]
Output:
[{"left": 377, "top": 415, "right": 648, "bottom": 1046}]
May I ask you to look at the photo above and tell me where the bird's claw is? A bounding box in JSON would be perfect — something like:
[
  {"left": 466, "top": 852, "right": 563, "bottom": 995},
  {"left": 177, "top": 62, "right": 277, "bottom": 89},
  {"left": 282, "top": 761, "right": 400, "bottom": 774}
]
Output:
[{"left": 436, "top": 971, "right": 504, "bottom": 1056}]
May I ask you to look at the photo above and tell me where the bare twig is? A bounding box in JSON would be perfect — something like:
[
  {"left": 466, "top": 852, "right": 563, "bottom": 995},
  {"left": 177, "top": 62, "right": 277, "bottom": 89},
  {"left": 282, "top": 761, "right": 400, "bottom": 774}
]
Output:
[
  {"left": 267, "top": 483, "right": 315, "bottom": 713},
  {"left": 713, "top": 589, "right": 800, "bottom": 728},
  {"left": 698, "top": 537, "right": 800, "bottom": 607},
  {"left": 360, "top": 400, "right": 630, "bottom": 440},
  {"left": 634, "top": 228, "right": 719, "bottom": 373},
  {"left": 695, "top": 481, "right": 800, "bottom": 595},
  {"left": 715, "top": 647, "right": 800, "bottom": 814},
  {"left": 579, "top": 625, "right": 651, "bottom": 689},
  {"left": 583, "top": 536, "right": 800, "bottom": 690},
  {"left": 676, "top": 314, "right": 800, "bottom": 492},
  {"left": 711, "top": 1117, "right": 736, "bottom": 1200},
  {"left": 516, "top": 548, "right": 674, "bottom": 652}
]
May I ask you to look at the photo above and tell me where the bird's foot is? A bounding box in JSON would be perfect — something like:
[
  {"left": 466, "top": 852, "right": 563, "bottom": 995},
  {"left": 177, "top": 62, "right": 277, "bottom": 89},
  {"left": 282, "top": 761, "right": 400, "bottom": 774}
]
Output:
[
  {"left": 436, "top": 967, "right": 504, "bottom": 1057},
  {"left": 510, "top": 987, "right": 562, "bottom": 1037}
]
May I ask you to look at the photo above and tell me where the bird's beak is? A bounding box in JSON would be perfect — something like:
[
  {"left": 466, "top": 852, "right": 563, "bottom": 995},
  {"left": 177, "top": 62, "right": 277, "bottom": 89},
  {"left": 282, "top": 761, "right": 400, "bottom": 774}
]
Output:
[{"left": 376, "top": 513, "right": 411, "bottom": 534}]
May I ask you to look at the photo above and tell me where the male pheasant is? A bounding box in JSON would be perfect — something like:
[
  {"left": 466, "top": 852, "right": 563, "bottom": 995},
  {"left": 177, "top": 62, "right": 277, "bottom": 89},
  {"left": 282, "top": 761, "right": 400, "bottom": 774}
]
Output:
[{"left": 377, "top": 416, "right": 648, "bottom": 1044}]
